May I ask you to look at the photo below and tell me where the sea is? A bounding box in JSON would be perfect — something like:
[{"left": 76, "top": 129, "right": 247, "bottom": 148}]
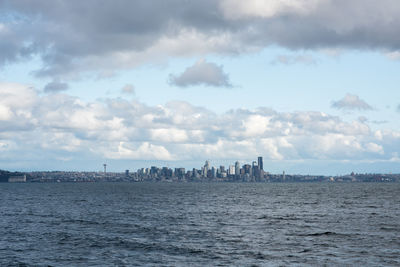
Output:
[{"left": 1, "top": 182, "right": 399, "bottom": 266}]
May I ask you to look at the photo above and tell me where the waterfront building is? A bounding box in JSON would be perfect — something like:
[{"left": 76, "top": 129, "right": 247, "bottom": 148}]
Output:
[
  {"left": 8, "top": 175, "right": 26, "bottom": 183},
  {"left": 258, "top": 157, "right": 263, "bottom": 171}
]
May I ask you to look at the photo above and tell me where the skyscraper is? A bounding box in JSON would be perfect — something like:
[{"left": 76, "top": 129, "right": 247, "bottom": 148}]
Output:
[
  {"left": 204, "top": 160, "right": 210, "bottom": 174},
  {"left": 252, "top": 161, "right": 258, "bottom": 179},
  {"left": 258, "top": 156, "right": 263, "bottom": 171},
  {"left": 228, "top": 165, "right": 235, "bottom": 176},
  {"left": 235, "top": 161, "right": 240, "bottom": 178}
]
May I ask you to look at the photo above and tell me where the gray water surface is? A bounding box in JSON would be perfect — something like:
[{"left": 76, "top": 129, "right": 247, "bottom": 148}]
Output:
[{"left": 1, "top": 183, "right": 399, "bottom": 266}]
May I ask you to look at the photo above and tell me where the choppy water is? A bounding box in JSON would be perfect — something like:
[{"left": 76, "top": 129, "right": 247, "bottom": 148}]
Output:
[{"left": 1, "top": 182, "right": 399, "bottom": 266}]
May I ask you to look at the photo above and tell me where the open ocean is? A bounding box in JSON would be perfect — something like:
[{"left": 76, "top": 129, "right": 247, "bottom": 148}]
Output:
[{"left": 1, "top": 182, "right": 399, "bottom": 266}]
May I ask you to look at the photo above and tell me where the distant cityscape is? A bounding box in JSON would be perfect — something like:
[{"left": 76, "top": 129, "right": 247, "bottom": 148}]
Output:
[{"left": 1, "top": 156, "right": 399, "bottom": 183}]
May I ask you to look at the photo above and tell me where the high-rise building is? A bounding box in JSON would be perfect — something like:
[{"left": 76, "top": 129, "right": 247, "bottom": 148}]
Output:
[
  {"left": 205, "top": 160, "right": 210, "bottom": 169},
  {"left": 235, "top": 161, "right": 240, "bottom": 178},
  {"left": 228, "top": 165, "right": 235, "bottom": 176},
  {"left": 203, "top": 160, "right": 210, "bottom": 177},
  {"left": 258, "top": 156, "right": 263, "bottom": 171},
  {"left": 161, "top": 167, "right": 172, "bottom": 177},
  {"left": 150, "top": 166, "right": 158, "bottom": 176},
  {"left": 243, "top": 164, "right": 251, "bottom": 174},
  {"left": 252, "top": 161, "right": 258, "bottom": 179},
  {"left": 193, "top": 168, "right": 199, "bottom": 178},
  {"left": 219, "top": 165, "right": 225, "bottom": 173},
  {"left": 211, "top": 167, "right": 216, "bottom": 178},
  {"left": 175, "top": 168, "right": 185, "bottom": 178}
]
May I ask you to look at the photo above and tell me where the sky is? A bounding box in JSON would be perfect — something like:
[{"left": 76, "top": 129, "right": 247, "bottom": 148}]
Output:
[{"left": 0, "top": 0, "right": 399, "bottom": 175}]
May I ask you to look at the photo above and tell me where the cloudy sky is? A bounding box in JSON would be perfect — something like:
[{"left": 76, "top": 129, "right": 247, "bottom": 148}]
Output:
[{"left": 0, "top": 0, "right": 399, "bottom": 174}]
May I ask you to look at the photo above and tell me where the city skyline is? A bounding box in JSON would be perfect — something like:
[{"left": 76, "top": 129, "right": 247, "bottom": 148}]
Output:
[
  {"left": 3, "top": 154, "right": 399, "bottom": 183},
  {"left": 0, "top": 1, "right": 399, "bottom": 174}
]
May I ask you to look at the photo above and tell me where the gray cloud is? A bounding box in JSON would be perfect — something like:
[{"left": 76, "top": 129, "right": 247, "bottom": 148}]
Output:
[
  {"left": 371, "top": 120, "right": 389, "bottom": 125},
  {"left": 121, "top": 84, "right": 135, "bottom": 95},
  {"left": 332, "top": 94, "right": 373, "bottom": 111},
  {"left": 43, "top": 80, "right": 69, "bottom": 93},
  {"left": 358, "top": 116, "right": 368, "bottom": 123},
  {"left": 169, "top": 59, "right": 232, "bottom": 88},
  {"left": 1, "top": 0, "right": 400, "bottom": 77},
  {"left": 271, "top": 55, "right": 317, "bottom": 65},
  {"left": 397, "top": 104, "right": 400, "bottom": 112}
]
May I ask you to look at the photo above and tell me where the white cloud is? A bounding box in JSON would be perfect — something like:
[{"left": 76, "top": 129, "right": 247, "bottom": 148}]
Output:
[
  {"left": 0, "top": 104, "right": 13, "bottom": 121},
  {"left": 301, "top": 133, "right": 363, "bottom": 158},
  {"left": 0, "top": 83, "right": 399, "bottom": 166},
  {"left": 0, "top": 83, "right": 37, "bottom": 129},
  {"left": 375, "top": 130, "right": 383, "bottom": 141},
  {"left": 105, "top": 142, "right": 173, "bottom": 160},
  {"left": 365, "top": 142, "right": 384, "bottom": 154},
  {"left": 242, "top": 115, "right": 271, "bottom": 137},
  {"left": 169, "top": 59, "right": 232, "bottom": 88},
  {"left": 150, "top": 128, "right": 189, "bottom": 143},
  {"left": 332, "top": 94, "right": 373, "bottom": 111},
  {"left": 220, "top": 0, "right": 321, "bottom": 19},
  {"left": 260, "top": 138, "right": 284, "bottom": 160}
]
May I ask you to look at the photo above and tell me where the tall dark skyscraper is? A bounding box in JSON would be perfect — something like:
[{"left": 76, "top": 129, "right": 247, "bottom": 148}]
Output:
[{"left": 258, "top": 157, "right": 263, "bottom": 171}]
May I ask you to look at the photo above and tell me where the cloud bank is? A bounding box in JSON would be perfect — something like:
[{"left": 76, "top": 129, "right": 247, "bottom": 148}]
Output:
[
  {"left": 1, "top": 83, "right": 399, "bottom": 170},
  {"left": 1, "top": 0, "right": 400, "bottom": 78}
]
